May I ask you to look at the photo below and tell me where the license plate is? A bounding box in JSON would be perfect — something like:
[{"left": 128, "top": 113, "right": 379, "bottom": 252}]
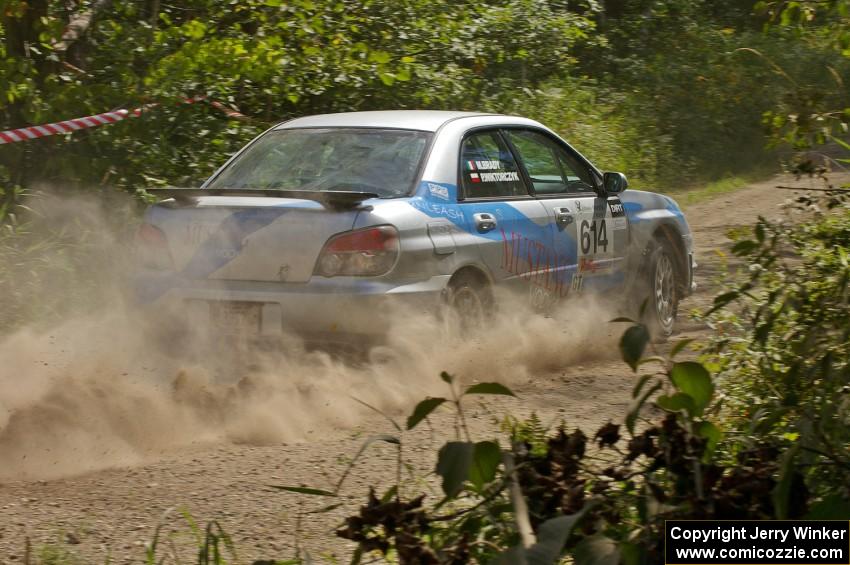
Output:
[{"left": 209, "top": 301, "right": 262, "bottom": 335}]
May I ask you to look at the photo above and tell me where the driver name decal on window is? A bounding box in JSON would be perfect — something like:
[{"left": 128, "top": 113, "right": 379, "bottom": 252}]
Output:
[
  {"left": 478, "top": 171, "right": 519, "bottom": 182},
  {"left": 467, "top": 170, "right": 519, "bottom": 184},
  {"left": 465, "top": 158, "right": 519, "bottom": 183}
]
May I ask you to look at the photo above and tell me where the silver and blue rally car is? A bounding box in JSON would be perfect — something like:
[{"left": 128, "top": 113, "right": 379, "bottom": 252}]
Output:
[{"left": 135, "top": 110, "right": 695, "bottom": 342}]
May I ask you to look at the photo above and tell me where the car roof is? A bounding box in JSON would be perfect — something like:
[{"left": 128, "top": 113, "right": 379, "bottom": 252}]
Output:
[{"left": 274, "top": 110, "right": 503, "bottom": 132}]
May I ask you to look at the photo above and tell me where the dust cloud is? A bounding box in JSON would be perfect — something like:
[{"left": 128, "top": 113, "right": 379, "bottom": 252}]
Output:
[{"left": 0, "top": 192, "right": 622, "bottom": 481}]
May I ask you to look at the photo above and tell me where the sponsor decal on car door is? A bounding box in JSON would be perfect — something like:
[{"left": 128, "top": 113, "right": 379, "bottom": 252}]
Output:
[{"left": 572, "top": 196, "right": 628, "bottom": 292}]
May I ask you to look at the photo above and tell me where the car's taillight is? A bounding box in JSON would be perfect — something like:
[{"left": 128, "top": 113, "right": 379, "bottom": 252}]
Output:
[
  {"left": 134, "top": 222, "right": 174, "bottom": 271},
  {"left": 314, "top": 226, "right": 399, "bottom": 277}
]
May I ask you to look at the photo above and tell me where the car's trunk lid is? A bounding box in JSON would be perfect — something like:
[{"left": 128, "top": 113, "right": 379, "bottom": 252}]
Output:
[{"left": 146, "top": 193, "right": 367, "bottom": 283}]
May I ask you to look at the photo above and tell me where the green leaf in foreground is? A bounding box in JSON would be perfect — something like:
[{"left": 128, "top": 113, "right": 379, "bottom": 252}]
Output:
[
  {"left": 706, "top": 290, "right": 740, "bottom": 315},
  {"left": 492, "top": 505, "right": 593, "bottom": 565},
  {"left": 626, "top": 381, "right": 662, "bottom": 434},
  {"left": 406, "top": 397, "right": 447, "bottom": 430},
  {"left": 805, "top": 495, "right": 850, "bottom": 519},
  {"left": 731, "top": 239, "right": 759, "bottom": 256},
  {"left": 527, "top": 511, "right": 591, "bottom": 564},
  {"left": 772, "top": 445, "right": 799, "bottom": 519},
  {"left": 696, "top": 421, "right": 722, "bottom": 461},
  {"left": 656, "top": 392, "right": 697, "bottom": 416},
  {"left": 267, "top": 485, "right": 336, "bottom": 497},
  {"left": 670, "top": 338, "right": 695, "bottom": 358},
  {"left": 307, "top": 502, "right": 344, "bottom": 514},
  {"left": 435, "top": 441, "right": 474, "bottom": 498},
  {"left": 573, "top": 534, "right": 620, "bottom": 565},
  {"left": 468, "top": 440, "right": 501, "bottom": 489},
  {"left": 631, "top": 374, "right": 653, "bottom": 398},
  {"left": 620, "top": 324, "right": 650, "bottom": 372},
  {"left": 464, "top": 382, "right": 516, "bottom": 397},
  {"left": 669, "top": 361, "right": 714, "bottom": 415},
  {"left": 619, "top": 542, "right": 642, "bottom": 565},
  {"left": 334, "top": 434, "right": 401, "bottom": 494}
]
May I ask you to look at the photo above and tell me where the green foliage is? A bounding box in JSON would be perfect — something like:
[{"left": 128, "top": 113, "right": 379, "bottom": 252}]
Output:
[
  {"left": 755, "top": 1, "right": 850, "bottom": 148},
  {"left": 407, "top": 397, "right": 448, "bottom": 430},
  {"left": 668, "top": 361, "right": 713, "bottom": 416},
  {"left": 618, "top": 323, "right": 649, "bottom": 371},
  {"left": 705, "top": 189, "right": 850, "bottom": 501},
  {"left": 140, "top": 509, "right": 240, "bottom": 565},
  {"left": 328, "top": 323, "right": 810, "bottom": 564},
  {"left": 502, "top": 411, "right": 549, "bottom": 457},
  {"left": 435, "top": 441, "right": 478, "bottom": 498},
  {"left": 36, "top": 544, "right": 86, "bottom": 565},
  {"left": 501, "top": 78, "right": 675, "bottom": 188},
  {"left": 499, "top": 509, "right": 594, "bottom": 564},
  {"left": 468, "top": 440, "right": 501, "bottom": 490}
]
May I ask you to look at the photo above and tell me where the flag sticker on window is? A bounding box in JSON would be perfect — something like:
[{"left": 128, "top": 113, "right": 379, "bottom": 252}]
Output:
[
  {"left": 469, "top": 172, "right": 481, "bottom": 183},
  {"left": 466, "top": 160, "right": 477, "bottom": 170}
]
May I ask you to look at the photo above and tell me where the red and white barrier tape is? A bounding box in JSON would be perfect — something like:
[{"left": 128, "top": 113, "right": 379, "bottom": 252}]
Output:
[
  {"left": 208, "top": 100, "right": 248, "bottom": 120},
  {"left": 183, "top": 96, "right": 250, "bottom": 120},
  {"left": 0, "top": 107, "right": 143, "bottom": 145},
  {"left": 0, "top": 98, "right": 249, "bottom": 146}
]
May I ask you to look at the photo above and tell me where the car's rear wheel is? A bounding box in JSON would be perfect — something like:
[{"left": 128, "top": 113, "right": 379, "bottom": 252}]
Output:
[
  {"left": 446, "top": 271, "right": 491, "bottom": 332},
  {"left": 643, "top": 241, "right": 679, "bottom": 340}
]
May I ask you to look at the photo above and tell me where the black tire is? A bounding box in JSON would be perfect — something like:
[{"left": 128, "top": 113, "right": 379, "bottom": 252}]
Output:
[
  {"left": 446, "top": 271, "right": 491, "bottom": 331},
  {"left": 642, "top": 241, "right": 679, "bottom": 340}
]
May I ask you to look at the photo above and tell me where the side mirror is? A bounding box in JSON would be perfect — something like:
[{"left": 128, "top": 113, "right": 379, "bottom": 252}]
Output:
[{"left": 603, "top": 172, "right": 628, "bottom": 194}]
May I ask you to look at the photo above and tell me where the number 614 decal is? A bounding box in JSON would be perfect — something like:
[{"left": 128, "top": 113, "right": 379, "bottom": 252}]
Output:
[{"left": 580, "top": 219, "right": 608, "bottom": 254}]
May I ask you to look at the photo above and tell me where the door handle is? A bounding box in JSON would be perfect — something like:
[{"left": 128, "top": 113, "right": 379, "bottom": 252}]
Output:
[
  {"left": 473, "top": 212, "right": 497, "bottom": 233},
  {"left": 554, "top": 207, "right": 573, "bottom": 228}
]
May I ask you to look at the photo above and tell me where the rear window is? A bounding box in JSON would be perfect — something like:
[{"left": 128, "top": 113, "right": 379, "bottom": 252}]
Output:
[{"left": 206, "top": 128, "right": 431, "bottom": 197}]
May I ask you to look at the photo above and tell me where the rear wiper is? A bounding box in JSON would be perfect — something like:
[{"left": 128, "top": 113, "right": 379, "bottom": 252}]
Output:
[{"left": 146, "top": 188, "right": 379, "bottom": 209}]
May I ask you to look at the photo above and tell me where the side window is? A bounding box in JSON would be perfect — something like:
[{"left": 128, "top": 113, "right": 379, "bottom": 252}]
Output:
[
  {"left": 503, "top": 129, "right": 595, "bottom": 194},
  {"left": 460, "top": 131, "right": 528, "bottom": 198}
]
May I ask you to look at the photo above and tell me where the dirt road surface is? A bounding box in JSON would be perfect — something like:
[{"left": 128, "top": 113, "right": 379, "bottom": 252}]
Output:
[{"left": 0, "top": 174, "right": 836, "bottom": 564}]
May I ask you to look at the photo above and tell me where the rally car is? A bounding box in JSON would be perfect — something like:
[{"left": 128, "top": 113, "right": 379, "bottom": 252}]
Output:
[{"left": 134, "top": 111, "right": 695, "bottom": 342}]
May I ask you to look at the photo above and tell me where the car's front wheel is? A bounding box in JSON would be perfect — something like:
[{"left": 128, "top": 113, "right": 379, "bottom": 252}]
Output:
[{"left": 643, "top": 241, "right": 679, "bottom": 339}]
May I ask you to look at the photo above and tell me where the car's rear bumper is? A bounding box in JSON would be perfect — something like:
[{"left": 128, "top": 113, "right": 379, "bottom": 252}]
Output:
[{"left": 132, "top": 274, "right": 451, "bottom": 338}]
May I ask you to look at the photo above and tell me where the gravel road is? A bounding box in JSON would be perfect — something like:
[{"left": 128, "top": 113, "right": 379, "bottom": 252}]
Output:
[{"left": 0, "top": 174, "right": 835, "bottom": 564}]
